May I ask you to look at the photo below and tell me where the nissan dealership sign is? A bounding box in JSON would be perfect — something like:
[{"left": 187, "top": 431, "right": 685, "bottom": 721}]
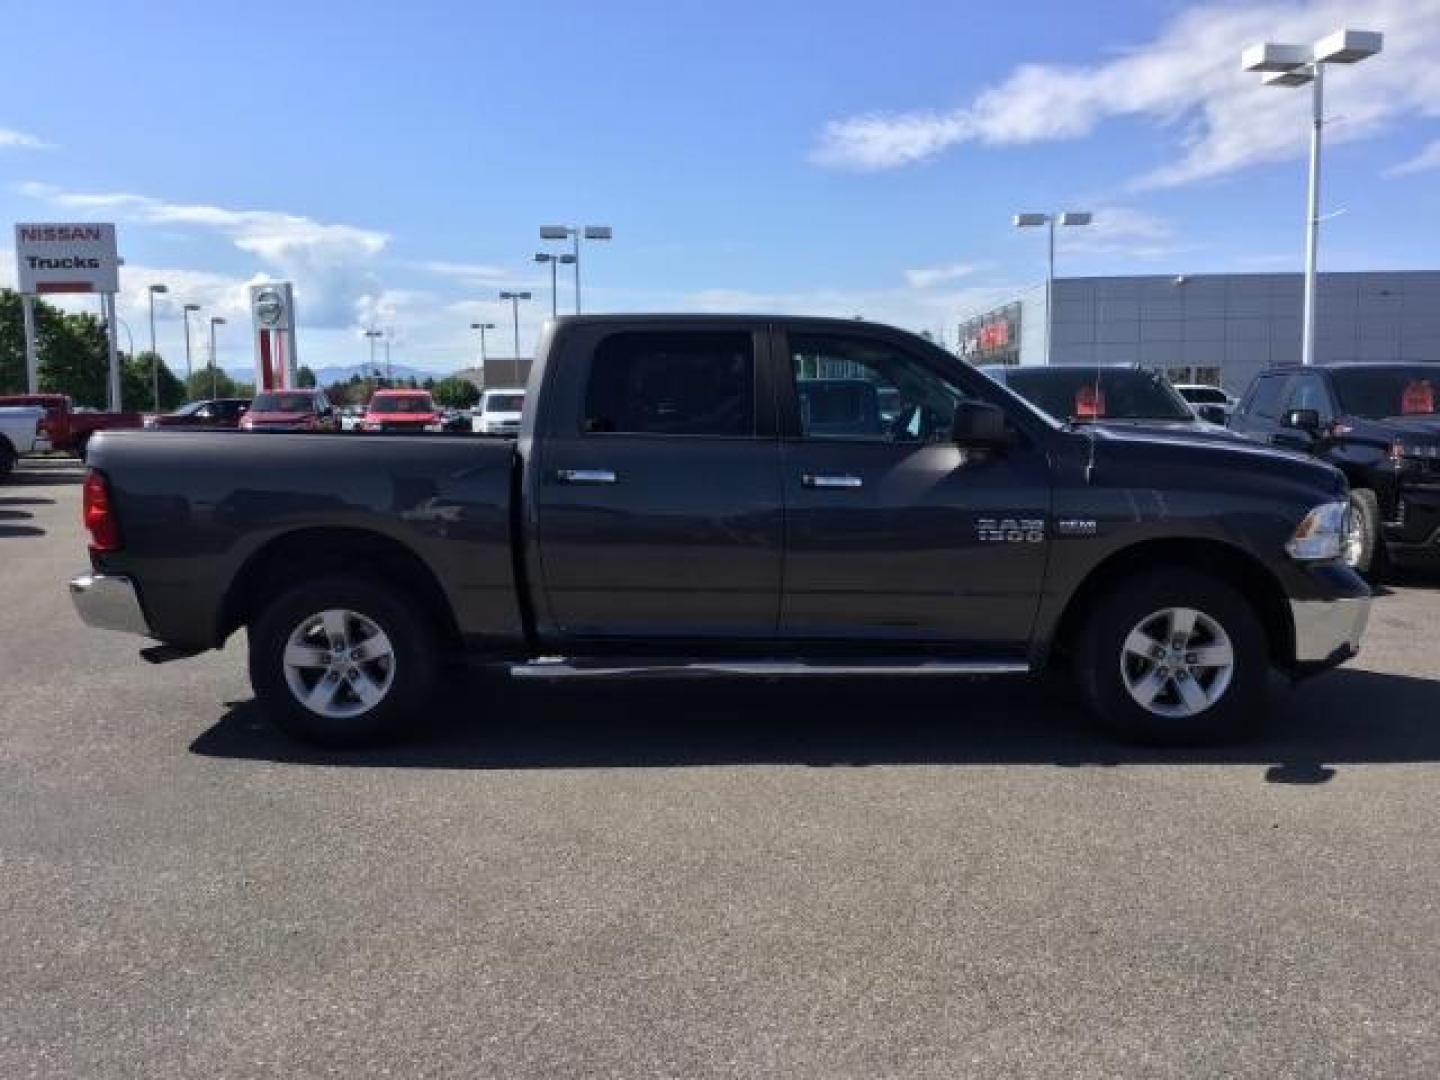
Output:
[{"left": 14, "top": 222, "right": 119, "bottom": 294}]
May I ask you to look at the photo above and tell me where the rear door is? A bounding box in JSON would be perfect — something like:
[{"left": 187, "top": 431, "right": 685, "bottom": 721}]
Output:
[
  {"left": 533, "top": 323, "right": 784, "bottom": 641},
  {"left": 776, "top": 328, "right": 1051, "bottom": 651}
]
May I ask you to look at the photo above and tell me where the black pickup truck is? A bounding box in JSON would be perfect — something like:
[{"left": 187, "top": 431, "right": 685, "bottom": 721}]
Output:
[{"left": 71, "top": 315, "right": 1370, "bottom": 746}]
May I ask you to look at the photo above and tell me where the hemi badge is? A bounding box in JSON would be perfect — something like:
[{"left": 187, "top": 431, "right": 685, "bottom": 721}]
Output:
[{"left": 1057, "top": 518, "right": 1098, "bottom": 536}]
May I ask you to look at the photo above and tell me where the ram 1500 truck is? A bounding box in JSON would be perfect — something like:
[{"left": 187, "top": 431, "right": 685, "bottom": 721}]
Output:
[{"left": 70, "top": 315, "right": 1371, "bottom": 746}]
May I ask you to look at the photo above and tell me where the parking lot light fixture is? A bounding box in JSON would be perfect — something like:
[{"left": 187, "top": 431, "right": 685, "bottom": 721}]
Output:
[
  {"left": 1013, "top": 211, "right": 1093, "bottom": 365},
  {"left": 181, "top": 303, "right": 201, "bottom": 389},
  {"left": 498, "top": 291, "right": 533, "bottom": 388},
  {"left": 208, "top": 317, "right": 226, "bottom": 399},
  {"left": 539, "top": 224, "right": 612, "bottom": 314},
  {"left": 363, "top": 328, "right": 383, "bottom": 380},
  {"left": 1242, "top": 28, "right": 1383, "bottom": 365},
  {"left": 469, "top": 321, "right": 497, "bottom": 381},
  {"left": 147, "top": 284, "right": 169, "bottom": 412}
]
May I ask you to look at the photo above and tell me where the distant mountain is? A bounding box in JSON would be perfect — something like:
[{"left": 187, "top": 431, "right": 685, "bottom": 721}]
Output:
[{"left": 222, "top": 363, "right": 434, "bottom": 385}]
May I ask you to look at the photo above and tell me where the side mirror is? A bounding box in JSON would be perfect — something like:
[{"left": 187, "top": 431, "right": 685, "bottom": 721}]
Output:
[
  {"left": 951, "top": 399, "right": 1013, "bottom": 448},
  {"left": 1282, "top": 408, "right": 1320, "bottom": 433}
]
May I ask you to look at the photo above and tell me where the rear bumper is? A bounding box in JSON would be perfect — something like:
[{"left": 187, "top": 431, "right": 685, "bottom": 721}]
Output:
[
  {"left": 69, "top": 573, "right": 152, "bottom": 638},
  {"left": 1289, "top": 595, "right": 1371, "bottom": 667}
]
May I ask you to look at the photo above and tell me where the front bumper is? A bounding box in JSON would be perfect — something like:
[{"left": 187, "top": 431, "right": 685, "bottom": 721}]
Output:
[
  {"left": 69, "top": 573, "right": 152, "bottom": 638},
  {"left": 1289, "top": 594, "right": 1371, "bottom": 667}
]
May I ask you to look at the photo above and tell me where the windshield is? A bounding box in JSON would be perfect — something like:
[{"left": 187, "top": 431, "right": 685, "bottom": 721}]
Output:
[
  {"left": 251, "top": 393, "right": 316, "bottom": 413},
  {"left": 371, "top": 394, "right": 434, "bottom": 414},
  {"left": 1330, "top": 367, "right": 1438, "bottom": 419},
  {"left": 484, "top": 393, "right": 525, "bottom": 413},
  {"left": 1005, "top": 368, "right": 1194, "bottom": 422}
]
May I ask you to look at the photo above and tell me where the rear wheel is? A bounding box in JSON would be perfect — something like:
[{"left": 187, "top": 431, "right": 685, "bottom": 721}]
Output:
[
  {"left": 1076, "top": 570, "right": 1267, "bottom": 744},
  {"left": 248, "top": 575, "right": 438, "bottom": 746}
]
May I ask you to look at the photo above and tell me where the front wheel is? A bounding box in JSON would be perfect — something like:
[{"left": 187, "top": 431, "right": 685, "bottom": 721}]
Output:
[
  {"left": 1076, "top": 571, "right": 1267, "bottom": 744},
  {"left": 1343, "top": 488, "right": 1383, "bottom": 580},
  {"left": 248, "top": 575, "right": 438, "bottom": 746}
]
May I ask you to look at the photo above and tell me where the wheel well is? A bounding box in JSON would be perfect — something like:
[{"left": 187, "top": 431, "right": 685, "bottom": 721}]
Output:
[
  {"left": 1049, "top": 538, "right": 1293, "bottom": 668},
  {"left": 219, "top": 527, "right": 462, "bottom": 650}
]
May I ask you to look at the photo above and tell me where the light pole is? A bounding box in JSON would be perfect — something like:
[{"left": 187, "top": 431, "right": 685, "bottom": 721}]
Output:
[
  {"left": 384, "top": 328, "right": 393, "bottom": 383},
  {"left": 1242, "top": 29, "right": 1383, "bottom": 366},
  {"left": 182, "top": 303, "right": 200, "bottom": 394},
  {"left": 470, "top": 322, "right": 496, "bottom": 386},
  {"left": 147, "top": 283, "right": 169, "bottom": 410},
  {"left": 533, "top": 252, "right": 577, "bottom": 318},
  {"left": 1013, "top": 211, "right": 1092, "bottom": 365},
  {"left": 539, "top": 224, "right": 611, "bottom": 313},
  {"left": 498, "top": 290, "right": 532, "bottom": 388},
  {"left": 364, "top": 329, "right": 383, "bottom": 381},
  {"left": 208, "top": 317, "right": 226, "bottom": 399}
]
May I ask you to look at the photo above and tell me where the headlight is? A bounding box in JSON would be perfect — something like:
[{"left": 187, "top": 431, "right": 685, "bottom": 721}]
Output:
[{"left": 1285, "top": 500, "right": 1349, "bottom": 561}]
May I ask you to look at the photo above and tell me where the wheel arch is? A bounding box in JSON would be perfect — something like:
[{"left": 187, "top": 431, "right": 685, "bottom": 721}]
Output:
[
  {"left": 218, "top": 526, "right": 462, "bottom": 651},
  {"left": 1047, "top": 538, "right": 1294, "bottom": 669}
]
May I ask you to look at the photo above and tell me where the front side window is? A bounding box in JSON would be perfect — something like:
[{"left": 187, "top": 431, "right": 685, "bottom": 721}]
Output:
[
  {"left": 1330, "top": 367, "right": 1439, "bottom": 419},
  {"left": 1244, "top": 375, "right": 1288, "bottom": 419},
  {"left": 1285, "top": 375, "right": 1332, "bottom": 419},
  {"left": 584, "top": 331, "right": 754, "bottom": 436},
  {"left": 790, "top": 333, "right": 966, "bottom": 442}
]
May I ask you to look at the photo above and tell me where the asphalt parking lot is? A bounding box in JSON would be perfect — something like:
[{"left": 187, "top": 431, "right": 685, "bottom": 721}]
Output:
[{"left": 4, "top": 459, "right": 1440, "bottom": 1079}]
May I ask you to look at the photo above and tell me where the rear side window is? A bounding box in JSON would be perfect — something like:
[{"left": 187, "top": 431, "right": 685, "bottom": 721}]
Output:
[
  {"left": 584, "top": 331, "right": 755, "bottom": 437},
  {"left": 1244, "top": 374, "right": 1288, "bottom": 419}
]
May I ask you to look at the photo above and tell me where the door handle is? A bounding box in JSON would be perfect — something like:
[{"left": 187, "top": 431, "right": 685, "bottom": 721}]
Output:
[
  {"left": 555, "top": 468, "right": 618, "bottom": 485},
  {"left": 802, "top": 473, "right": 863, "bottom": 489}
]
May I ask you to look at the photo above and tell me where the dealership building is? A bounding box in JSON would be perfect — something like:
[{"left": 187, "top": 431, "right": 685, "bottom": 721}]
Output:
[{"left": 958, "top": 271, "right": 1440, "bottom": 394}]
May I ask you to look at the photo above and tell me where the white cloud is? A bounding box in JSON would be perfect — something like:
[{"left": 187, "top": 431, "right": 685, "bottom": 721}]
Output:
[
  {"left": 1386, "top": 139, "right": 1440, "bottom": 177},
  {"left": 0, "top": 128, "right": 49, "bottom": 150},
  {"left": 16, "top": 181, "right": 388, "bottom": 327},
  {"left": 814, "top": 0, "right": 1440, "bottom": 188},
  {"left": 905, "top": 262, "right": 977, "bottom": 289},
  {"left": 413, "top": 260, "right": 512, "bottom": 283}
]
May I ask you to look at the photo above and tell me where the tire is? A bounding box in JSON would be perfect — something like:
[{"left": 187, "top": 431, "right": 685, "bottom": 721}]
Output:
[
  {"left": 1344, "top": 488, "right": 1384, "bottom": 581},
  {"left": 247, "top": 575, "right": 439, "bottom": 747},
  {"left": 1075, "top": 570, "right": 1268, "bottom": 745}
]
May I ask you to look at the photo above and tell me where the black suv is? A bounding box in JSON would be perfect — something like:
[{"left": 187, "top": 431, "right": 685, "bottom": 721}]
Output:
[{"left": 1230, "top": 363, "right": 1440, "bottom": 574}]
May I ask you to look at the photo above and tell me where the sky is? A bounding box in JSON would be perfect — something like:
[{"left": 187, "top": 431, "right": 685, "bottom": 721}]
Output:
[{"left": 2, "top": 0, "right": 1438, "bottom": 376}]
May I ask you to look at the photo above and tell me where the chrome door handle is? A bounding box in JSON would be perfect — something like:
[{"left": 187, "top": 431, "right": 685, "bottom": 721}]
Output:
[
  {"left": 555, "top": 468, "right": 617, "bottom": 485},
  {"left": 802, "top": 474, "right": 863, "bottom": 489}
]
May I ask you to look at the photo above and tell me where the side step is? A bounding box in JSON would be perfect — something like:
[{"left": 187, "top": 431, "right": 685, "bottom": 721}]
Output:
[{"left": 510, "top": 657, "right": 1029, "bottom": 680}]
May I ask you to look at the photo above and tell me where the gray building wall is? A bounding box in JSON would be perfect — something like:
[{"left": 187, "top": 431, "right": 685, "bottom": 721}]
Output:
[{"left": 998, "top": 271, "right": 1440, "bottom": 394}]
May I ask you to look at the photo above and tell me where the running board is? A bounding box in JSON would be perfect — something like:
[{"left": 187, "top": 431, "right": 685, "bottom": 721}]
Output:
[{"left": 510, "top": 658, "right": 1030, "bottom": 680}]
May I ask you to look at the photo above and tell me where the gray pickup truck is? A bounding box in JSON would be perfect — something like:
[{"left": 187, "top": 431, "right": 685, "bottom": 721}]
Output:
[{"left": 72, "top": 315, "right": 1370, "bottom": 746}]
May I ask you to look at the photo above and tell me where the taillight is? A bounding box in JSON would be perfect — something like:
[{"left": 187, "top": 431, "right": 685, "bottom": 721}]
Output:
[{"left": 83, "top": 470, "right": 121, "bottom": 553}]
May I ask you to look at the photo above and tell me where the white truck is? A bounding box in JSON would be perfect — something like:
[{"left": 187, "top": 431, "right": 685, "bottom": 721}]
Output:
[
  {"left": 0, "top": 407, "right": 49, "bottom": 479},
  {"left": 471, "top": 389, "right": 526, "bottom": 435}
]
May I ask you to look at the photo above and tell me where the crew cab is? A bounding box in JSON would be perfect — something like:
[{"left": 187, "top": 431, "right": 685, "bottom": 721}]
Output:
[
  {"left": 362, "top": 389, "right": 441, "bottom": 433},
  {"left": 0, "top": 406, "right": 49, "bottom": 478},
  {"left": 71, "top": 315, "right": 1370, "bottom": 747},
  {"left": 0, "top": 393, "right": 142, "bottom": 459},
  {"left": 1230, "top": 362, "right": 1440, "bottom": 575}
]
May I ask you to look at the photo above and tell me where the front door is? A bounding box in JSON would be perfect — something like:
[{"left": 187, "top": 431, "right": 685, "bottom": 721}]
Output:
[
  {"left": 777, "top": 329, "right": 1051, "bottom": 651},
  {"left": 534, "top": 324, "right": 783, "bottom": 641}
]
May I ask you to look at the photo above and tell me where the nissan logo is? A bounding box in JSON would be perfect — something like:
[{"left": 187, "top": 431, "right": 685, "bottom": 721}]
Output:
[{"left": 254, "top": 288, "right": 285, "bottom": 327}]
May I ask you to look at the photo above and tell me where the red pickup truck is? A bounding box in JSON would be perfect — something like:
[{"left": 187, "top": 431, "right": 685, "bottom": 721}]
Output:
[{"left": 0, "top": 394, "right": 143, "bottom": 459}]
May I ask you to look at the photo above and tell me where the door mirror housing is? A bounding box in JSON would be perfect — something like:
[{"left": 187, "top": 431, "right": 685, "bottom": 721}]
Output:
[
  {"left": 1282, "top": 407, "right": 1321, "bottom": 433},
  {"left": 951, "top": 399, "right": 1013, "bottom": 448}
]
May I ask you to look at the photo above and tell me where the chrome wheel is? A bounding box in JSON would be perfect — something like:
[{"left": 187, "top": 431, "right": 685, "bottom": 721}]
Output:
[
  {"left": 1119, "top": 606, "right": 1235, "bottom": 719},
  {"left": 1342, "top": 502, "right": 1366, "bottom": 569},
  {"left": 282, "top": 609, "right": 396, "bottom": 719}
]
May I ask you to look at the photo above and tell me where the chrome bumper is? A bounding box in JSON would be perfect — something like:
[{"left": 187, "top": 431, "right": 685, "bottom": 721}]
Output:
[
  {"left": 69, "top": 573, "right": 152, "bottom": 638},
  {"left": 1289, "top": 595, "right": 1371, "bottom": 663}
]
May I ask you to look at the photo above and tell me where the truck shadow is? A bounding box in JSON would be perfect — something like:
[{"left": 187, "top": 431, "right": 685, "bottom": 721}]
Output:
[{"left": 191, "top": 667, "right": 1440, "bottom": 780}]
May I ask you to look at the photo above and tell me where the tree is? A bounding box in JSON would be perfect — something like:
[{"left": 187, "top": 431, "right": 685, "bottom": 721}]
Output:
[
  {"left": 432, "top": 376, "right": 480, "bottom": 410},
  {"left": 1, "top": 288, "right": 111, "bottom": 405},
  {"left": 122, "top": 351, "right": 186, "bottom": 412},
  {"left": 324, "top": 380, "right": 355, "bottom": 407},
  {"left": 296, "top": 365, "right": 317, "bottom": 388},
  {"left": 187, "top": 366, "right": 240, "bottom": 401}
]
